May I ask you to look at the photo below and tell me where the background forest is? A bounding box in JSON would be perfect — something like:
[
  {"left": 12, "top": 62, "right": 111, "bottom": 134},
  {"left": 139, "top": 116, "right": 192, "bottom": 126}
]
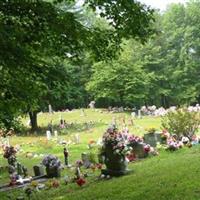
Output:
[{"left": 1, "top": 0, "right": 200, "bottom": 131}]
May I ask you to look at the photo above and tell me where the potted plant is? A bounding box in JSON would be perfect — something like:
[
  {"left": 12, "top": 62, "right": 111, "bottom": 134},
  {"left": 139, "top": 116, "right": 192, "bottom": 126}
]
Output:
[{"left": 42, "top": 155, "right": 61, "bottom": 178}]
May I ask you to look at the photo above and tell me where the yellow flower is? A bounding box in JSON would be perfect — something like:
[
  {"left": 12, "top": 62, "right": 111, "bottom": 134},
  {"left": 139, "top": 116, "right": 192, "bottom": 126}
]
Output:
[{"left": 31, "top": 180, "right": 38, "bottom": 187}]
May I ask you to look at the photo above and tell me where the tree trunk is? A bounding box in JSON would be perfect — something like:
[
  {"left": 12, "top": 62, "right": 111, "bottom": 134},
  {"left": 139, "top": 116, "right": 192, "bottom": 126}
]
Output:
[
  {"left": 161, "top": 95, "right": 168, "bottom": 108},
  {"left": 29, "top": 111, "right": 38, "bottom": 131}
]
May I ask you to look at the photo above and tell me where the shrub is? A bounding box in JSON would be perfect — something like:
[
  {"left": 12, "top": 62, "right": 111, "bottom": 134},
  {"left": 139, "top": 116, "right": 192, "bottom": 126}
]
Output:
[{"left": 161, "top": 108, "right": 200, "bottom": 138}]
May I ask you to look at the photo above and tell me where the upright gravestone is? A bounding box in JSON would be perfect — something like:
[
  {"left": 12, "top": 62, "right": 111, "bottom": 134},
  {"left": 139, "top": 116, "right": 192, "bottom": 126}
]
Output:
[
  {"left": 144, "top": 134, "right": 157, "bottom": 147},
  {"left": 54, "top": 130, "right": 58, "bottom": 138},
  {"left": 89, "top": 101, "right": 95, "bottom": 109},
  {"left": 138, "top": 110, "right": 141, "bottom": 119},
  {"left": 48, "top": 104, "right": 53, "bottom": 114},
  {"left": 131, "top": 143, "right": 148, "bottom": 158},
  {"left": 33, "top": 165, "right": 45, "bottom": 177},
  {"left": 81, "top": 153, "right": 91, "bottom": 168},
  {"left": 131, "top": 112, "right": 136, "bottom": 118},
  {"left": 46, "top": 130, "right": 51, "bottom": 140},
  {"left": 74, "top": 134, "right": 80, "bottom": 144}
]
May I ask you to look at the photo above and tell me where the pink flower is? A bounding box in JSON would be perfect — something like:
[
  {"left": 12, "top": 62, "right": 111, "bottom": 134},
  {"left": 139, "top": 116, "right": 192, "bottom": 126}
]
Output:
[{"left": 144, "top": 144, "right": 150, "bottom": 153}]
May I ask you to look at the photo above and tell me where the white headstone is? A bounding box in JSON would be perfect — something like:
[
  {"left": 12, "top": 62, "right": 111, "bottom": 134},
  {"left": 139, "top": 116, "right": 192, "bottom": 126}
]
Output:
[
  {"left": 46, "top": 130, "right": 51, "bottom": 140},
  {"left": 89, "top": 101, "right": 95, "bottom": 109},
  {"left": 74, "top": 134, "right": 80, "bottom": 144},
  {"left": 48, "top": 104, "right": 53, "bottom": 114},
  {"left": 54, "top": 130, "right": 58, "bottom": 138},
  {"left": 138, "top": 110, "right": 141, "bottom": 119},
  {"left": 131, "top": 112, "right": 136, "bottom": 118},
  {"left": 81, "top": 153, "right": 91, "bottom": 168}
]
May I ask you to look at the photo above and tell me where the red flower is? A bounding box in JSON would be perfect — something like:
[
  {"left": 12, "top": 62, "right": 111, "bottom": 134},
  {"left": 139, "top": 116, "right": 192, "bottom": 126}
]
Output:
[
  {"left": 144, "top": 145, "right": 150, "bottom": 153},
  {"left": 127, "top": 153, "right": 136, "bottom": 162},
  {"left": 76, "top": 178, "right": 86, "bottom": 187}
]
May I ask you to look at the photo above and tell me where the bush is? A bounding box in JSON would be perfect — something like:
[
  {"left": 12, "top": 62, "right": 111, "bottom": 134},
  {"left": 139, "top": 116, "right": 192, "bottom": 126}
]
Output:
[
  {"left": 0, "top": 112, "right": 25, "bottom": 136},
  {"left": 161, "top": 108, "right": 200, "bottom": 138}
]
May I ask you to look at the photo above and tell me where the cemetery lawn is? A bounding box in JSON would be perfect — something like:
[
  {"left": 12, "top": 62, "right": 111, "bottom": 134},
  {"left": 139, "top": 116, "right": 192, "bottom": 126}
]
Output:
[{"left": 1, "top": 109, "right": 200, "bottom": 199}]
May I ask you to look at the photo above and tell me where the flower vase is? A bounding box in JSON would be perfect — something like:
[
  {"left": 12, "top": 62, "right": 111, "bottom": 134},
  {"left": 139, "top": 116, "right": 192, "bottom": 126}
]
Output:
[{"left": 102, "top": 143, "right": 129, "bottom": 176}]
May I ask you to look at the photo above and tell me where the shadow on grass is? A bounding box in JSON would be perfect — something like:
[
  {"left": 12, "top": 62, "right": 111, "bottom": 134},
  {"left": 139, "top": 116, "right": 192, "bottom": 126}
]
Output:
[{"left": 17, "top": 121, "right": 107, "bottom": 136}]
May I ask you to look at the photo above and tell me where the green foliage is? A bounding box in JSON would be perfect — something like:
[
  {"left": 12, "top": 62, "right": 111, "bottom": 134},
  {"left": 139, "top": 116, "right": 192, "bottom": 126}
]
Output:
[
  {"left": 0, "top": 0, "right": 155, "bottom": 131},
  {"left": 87, "top": 58, "right": 151, "bottom": 107},
  {"left": 0, "top": 113, "right": 24, "bottom": 136},
  {"left": 88, "top": 1, "right": 200, "bottom": 108},
  {"left": 86, "top": 0, "right": 155, "bottom": 41},
  {"left": 161, "top": 108, "right": 200, "bottom": 137}
]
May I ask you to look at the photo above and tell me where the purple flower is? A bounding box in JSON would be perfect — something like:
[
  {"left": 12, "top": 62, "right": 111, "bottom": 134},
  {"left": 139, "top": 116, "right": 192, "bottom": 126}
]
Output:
[{"left": 42, "top": 155, "right": 61, "bottom": 169}]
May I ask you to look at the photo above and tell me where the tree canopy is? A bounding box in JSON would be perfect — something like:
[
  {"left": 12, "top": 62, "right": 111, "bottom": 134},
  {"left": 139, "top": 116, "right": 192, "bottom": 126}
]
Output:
[
  {"left": 0, "top": 0, "right": 155, "bottom": 132},
  {"left": 87, "top": 1, "right": 200, "bottom": 108}
]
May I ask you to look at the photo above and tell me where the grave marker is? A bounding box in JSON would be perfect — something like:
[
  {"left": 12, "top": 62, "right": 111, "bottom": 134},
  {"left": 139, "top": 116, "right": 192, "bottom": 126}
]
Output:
[
  {"left": 138, "top": 110, "right": 141, "bottom": 119},
  {"left": 33, "top": 165, "right": 45, "bottom": 177},
  {"left": 81, "top": 153, "right": 91, "bottom": 168},
  {"left": 48, "top": 104, "right": 53, "bottom": 114},
  {"left": 54, "top": 130, "right": 58, "bottom": 138},
  {"left": 74, "top": 134, "right": 80, "bottom": 144},
  {"left": 46, "top": 131, "right": 51, "bottom": 140}
]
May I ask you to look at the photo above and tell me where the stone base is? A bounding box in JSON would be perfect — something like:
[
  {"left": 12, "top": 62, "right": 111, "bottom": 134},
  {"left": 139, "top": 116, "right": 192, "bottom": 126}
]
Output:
[
  {"left": 46, "top": 168, "right": 61, "bottom": 178},
  {"left": 101, "top": 169, "right": 132, "bottom": 177}
]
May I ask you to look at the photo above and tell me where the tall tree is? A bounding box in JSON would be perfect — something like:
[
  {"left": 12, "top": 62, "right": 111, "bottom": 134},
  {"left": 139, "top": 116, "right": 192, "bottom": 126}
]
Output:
[{"left": 0, "top": 0, "right": 155, "bottom": 131}]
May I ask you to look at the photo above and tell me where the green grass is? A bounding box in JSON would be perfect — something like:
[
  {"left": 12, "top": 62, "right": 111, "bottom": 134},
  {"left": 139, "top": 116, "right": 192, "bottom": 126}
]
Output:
[{"left": 2, "top": 109, "right": 199, "bottom": 199}]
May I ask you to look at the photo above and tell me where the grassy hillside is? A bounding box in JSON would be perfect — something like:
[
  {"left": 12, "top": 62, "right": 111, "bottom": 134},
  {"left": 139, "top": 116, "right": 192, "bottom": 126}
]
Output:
[
  {"left": 2, "top": 109, "right": 199, "bottom": 200},
  {"left": 1, "top": 146, "right": 200, "bottom": 200}
]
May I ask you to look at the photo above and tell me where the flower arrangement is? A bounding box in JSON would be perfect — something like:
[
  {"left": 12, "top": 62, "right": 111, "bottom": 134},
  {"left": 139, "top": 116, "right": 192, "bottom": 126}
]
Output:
[
  {"left": 144, "top": 144, "right": 151, "bottom": 153},
  {"left": 101, "top": 125, "right": 132, "bottom": 156},
  {"left": 127, "top": 135, "right": 143, "bottom": 145},
  {"left": 42, "top": 155, "right": 61, "bottom": 169},
  {"left": 146, "top": 127, "right": 156, "bottom": 134},
  {"left": 167, "top": 141, "right": 183, "bottom": 151},
  {"left": 101, "top": 125, "right": 146, "bottom": 157},
  {"left": 76, "top": 160, "right": 83, "bottom": 166},
  {"left": 3, "top": 146, "right": 17, "bottom": 159},
  {"left": 3, "top": 146, "right": 17, "bottom": 169}
]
